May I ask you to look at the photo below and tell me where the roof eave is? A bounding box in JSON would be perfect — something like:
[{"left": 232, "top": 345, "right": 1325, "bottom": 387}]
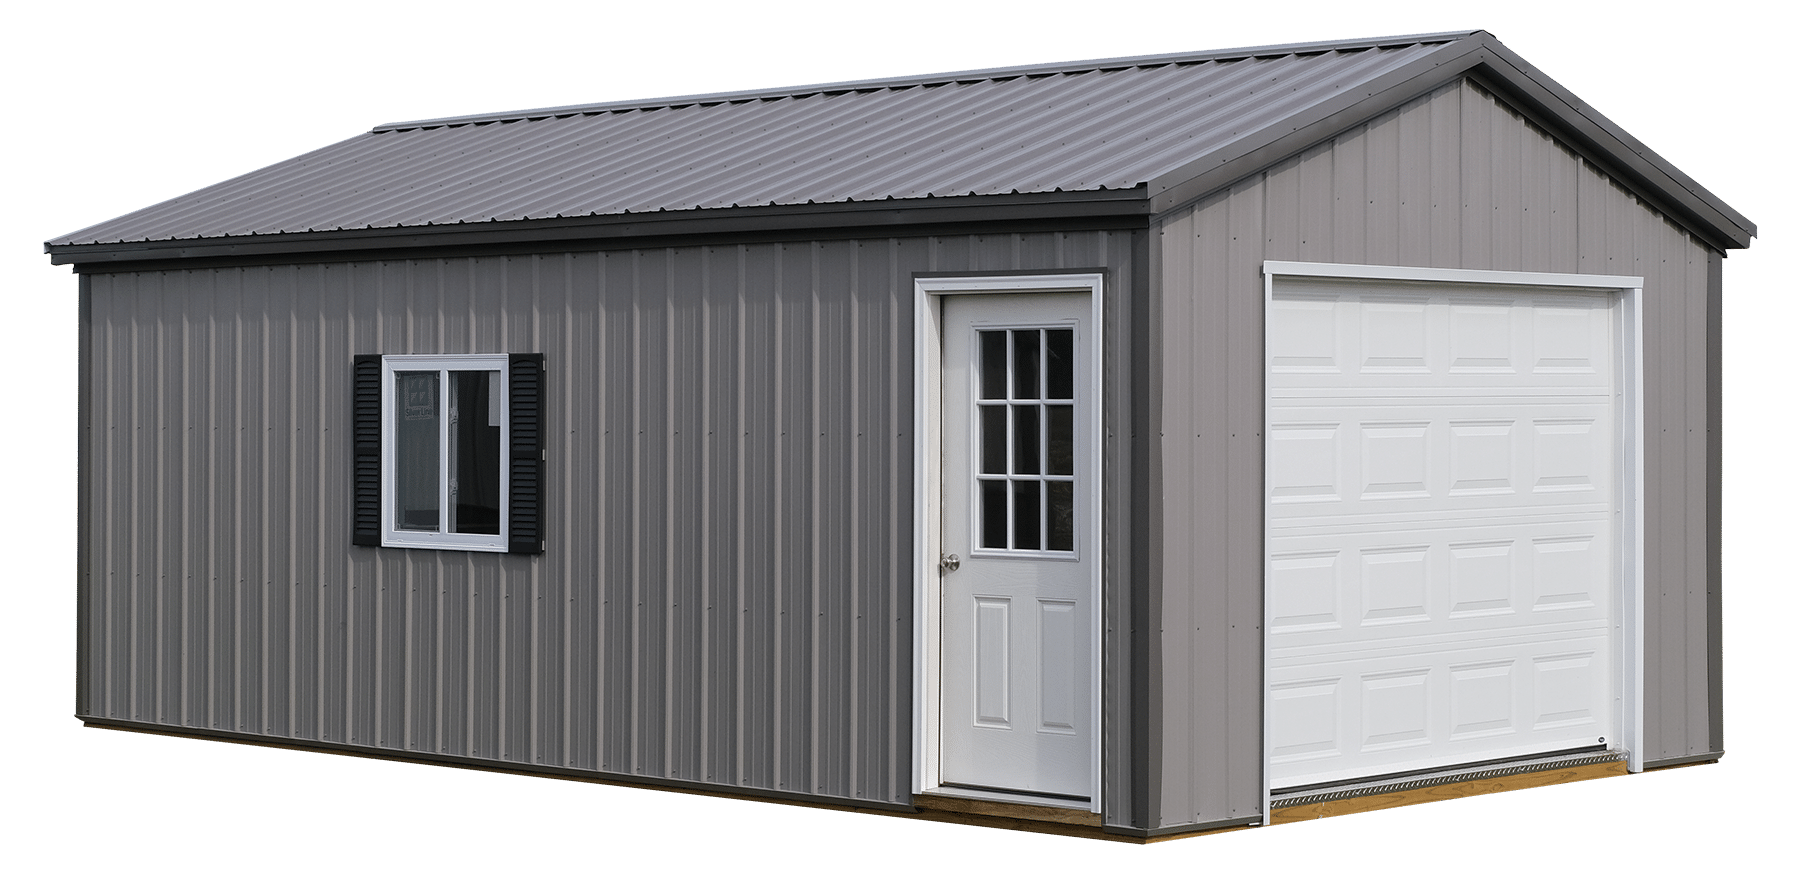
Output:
[
  {"left": 45, "top": 188, "right": 1151, "bottom": 269},
  {"left": 1146, "top": 33, "right": 1755, "bottom": 252}
]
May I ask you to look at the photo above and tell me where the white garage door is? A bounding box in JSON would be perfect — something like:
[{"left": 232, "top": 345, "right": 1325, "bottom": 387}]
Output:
[{"left": 1266, "top": 274, "right": 1622, "bottom": 790}]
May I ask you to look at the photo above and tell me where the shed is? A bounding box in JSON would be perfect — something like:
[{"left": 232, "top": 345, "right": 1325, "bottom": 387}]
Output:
[{"left": 47, "top": 30, "right": 1753, "bottom": 840}]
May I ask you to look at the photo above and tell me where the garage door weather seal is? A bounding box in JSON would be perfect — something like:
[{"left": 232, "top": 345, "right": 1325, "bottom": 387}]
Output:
[{"left": 1269, "top": 748, "right": 1627, "bottom": 809}]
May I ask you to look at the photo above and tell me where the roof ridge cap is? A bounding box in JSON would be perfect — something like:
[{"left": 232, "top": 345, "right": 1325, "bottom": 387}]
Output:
[{"left": 371, "top": 30, "right": 1487, "bottom": 133}]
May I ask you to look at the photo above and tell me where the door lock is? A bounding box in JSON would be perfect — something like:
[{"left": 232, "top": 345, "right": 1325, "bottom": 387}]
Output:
[{"left": 939, "top": 553, "right": 961, "bottom": 572}]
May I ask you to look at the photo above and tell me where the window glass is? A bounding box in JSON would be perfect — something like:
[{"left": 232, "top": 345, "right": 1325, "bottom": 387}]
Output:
[
  {"left": 980, "top": 480, "right": 1008, "bottom": 549},
  {"left": 450, "top": 370, "right": 502, "bottom": 535},
  {"left": 1011, "top": 329, "right": 1040, "bottom": 399},
  {"left": 1012, "top": 479, "right": 1041, "bottom": 549},
  {"left": 979, "top": 331, "right": 1007, "bottom": 400},
  {"left": 1047, "top": 480, "right": 1075, "bottom": 551},
  {"left": 1047, "top": 405, "right": 1073, "bottom": 476},
  {"left": 1012, "top": 404, "right": 1040, "bottom": 474},
  {"left": 1046, "top": 329, "right": 1074, "bottom": 400},
  {"left": 395, "top": 371, "right": 440, "bottom": 531},
  {"left": 979, "top": 405, "right": 1006, "bottom": 475}
]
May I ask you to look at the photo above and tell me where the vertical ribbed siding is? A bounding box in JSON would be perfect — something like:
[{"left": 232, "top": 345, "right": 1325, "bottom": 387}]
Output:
[
  {"left": 1153, "top": 78, "right": 1721, "bottom": 829},
  {"left": 78, "top": 228, "right": 1139, "bottom": 811}
]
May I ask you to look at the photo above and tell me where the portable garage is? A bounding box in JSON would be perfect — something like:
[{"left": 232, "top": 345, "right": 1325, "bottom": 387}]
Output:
[{"left": 48, "top": 30, "right": 1752, "bottom": 840}]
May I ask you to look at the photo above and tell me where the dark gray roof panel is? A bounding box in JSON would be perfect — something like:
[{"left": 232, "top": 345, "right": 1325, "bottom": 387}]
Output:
[
  {"left": 49, "top": 36, "right": 1460, "bottom": 246},
  {"left": 45, "top": 30, "right": 1756, "bottom": 252}
]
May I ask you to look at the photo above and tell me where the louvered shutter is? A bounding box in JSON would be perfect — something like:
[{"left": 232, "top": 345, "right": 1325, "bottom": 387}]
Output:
[
  {"left": 351, "top": 354, "right": 383, "bottom": 547},
  {"left": 508, "top": 353, "right": 545, "bottom": 554}
]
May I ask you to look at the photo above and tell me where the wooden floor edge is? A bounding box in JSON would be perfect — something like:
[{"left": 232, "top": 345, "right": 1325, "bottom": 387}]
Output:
[
  {"left": 1268, "top": 760, "right": 1629, "bottom": 824},
  {"left": 83, "top": 720, "right": 1685, "bottom": 842}
]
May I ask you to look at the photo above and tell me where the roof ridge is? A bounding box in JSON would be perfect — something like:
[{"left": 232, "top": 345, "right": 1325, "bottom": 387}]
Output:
[{"left": 371, "top": 30, "right": 1485, "bottom": 133}]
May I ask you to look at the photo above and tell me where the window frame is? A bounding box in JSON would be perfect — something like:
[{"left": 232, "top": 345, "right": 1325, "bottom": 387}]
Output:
[{"left": 379, "top": 353, "right": 511, "bottom": 551}]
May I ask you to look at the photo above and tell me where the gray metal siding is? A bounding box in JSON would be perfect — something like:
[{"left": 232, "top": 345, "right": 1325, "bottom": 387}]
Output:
[
  {"left": 78, "top": 228, "right": 1140, "bottom": 811},
  {"left": 1152, "top": 79, "right": 1722, "bottom": 829}
]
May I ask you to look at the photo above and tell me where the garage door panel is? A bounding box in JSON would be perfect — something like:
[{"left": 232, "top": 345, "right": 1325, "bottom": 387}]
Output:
[
  {"left": 1271, "top": 280, "right": 1614, "bottom": 390},
  {"left": 1267, "top": 403, "right": 1613, "bottom": 519},
  {"left": 1270, "top": 507, "right": 1612, "bottom": 535},
  {"left": 1269, "top": 633, "right": 1614, "bottom": 788},
  {"left": 1269, "top": 519, "right": 1612, "bottom": 649},
  {"left": 1268, "top": 279, "right": 1620, "bottom": 789},
  {"left": 1273, "top": 623, "right": 1612, "bottom": 668}
]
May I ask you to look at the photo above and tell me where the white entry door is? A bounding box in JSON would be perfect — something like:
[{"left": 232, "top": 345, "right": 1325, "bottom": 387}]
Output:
[
  {"left": 1266, "top": 273, "right": 1625, "bottom": 790},
  {"left": 937, "top": 292, "right": 1094, "bottom": 801}
]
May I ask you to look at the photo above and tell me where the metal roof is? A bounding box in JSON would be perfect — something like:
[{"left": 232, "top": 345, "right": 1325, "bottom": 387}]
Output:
[{"left": 46, "top": 31, "right": 1756, "bottom": 254}]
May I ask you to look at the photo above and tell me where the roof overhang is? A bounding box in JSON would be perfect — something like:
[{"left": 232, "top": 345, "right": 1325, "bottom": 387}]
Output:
[
  {"left": 1146, "top": 32, "right": 1756, "bottom": 253},
  {"left": 46, "top": 188, "right": 1150, "bottom": 270}
]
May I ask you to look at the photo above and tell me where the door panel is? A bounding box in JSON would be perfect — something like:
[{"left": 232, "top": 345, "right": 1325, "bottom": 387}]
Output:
[{"left": 939, "top": 293, "right": 1093, "bottom": 799}]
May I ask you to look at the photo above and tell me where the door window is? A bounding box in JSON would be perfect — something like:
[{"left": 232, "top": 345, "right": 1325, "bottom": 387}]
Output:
[{"left": 974, "top": 328, "right": 1076, "bottom": 554}]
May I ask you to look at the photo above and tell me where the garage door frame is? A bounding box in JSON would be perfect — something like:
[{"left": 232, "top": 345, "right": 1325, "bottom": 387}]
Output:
[{"left": 1258, "top": 261, "right": 1646, "bottom": 824}]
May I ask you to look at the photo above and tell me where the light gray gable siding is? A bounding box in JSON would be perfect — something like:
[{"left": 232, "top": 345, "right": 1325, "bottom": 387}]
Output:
[
  {"left": 76, "top": 227, "right": 1146, "bottom": 818},
  {"left": 1151, "top": 78, "right": 1720, "bottom": 830}
]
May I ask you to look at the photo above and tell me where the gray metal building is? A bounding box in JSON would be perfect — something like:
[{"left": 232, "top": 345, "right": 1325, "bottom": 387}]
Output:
[{"left": 48, "top": 31, "right": 1753, "bottom": 839}]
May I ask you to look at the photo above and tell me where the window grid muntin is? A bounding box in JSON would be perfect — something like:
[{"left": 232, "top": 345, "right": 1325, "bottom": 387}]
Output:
[{"left": 973, "top": 327, "right": 1076, "bottom": 555}]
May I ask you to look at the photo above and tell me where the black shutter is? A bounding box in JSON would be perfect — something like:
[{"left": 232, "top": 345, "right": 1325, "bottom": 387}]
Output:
[
  {"left": 351, "top": 354, "right": 383, "bottom": 547},
  {"left": 508, "top": 353, "right": 546, "bottom": 554}
]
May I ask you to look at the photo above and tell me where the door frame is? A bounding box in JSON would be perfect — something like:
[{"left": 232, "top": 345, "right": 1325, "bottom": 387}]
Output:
[
  {"left": 1258, "top": 260, "right": 1647, "bottom": 824},
  {"left": 913, "top": 272, "right": 1106, "bottom": 811}
]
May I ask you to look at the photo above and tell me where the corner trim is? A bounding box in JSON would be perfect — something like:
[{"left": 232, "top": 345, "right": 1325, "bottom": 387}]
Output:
[
  {"left": 1706, "top": 251, "right": 1725, "bottom": 754},
  {"left": 75, "top": 274, "right": 93, "bottom": 718}
]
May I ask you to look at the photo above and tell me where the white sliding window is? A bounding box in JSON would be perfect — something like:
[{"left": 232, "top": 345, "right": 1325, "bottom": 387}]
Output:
[{"left": 381, "top": 354, "right": 510, "bottom": 551}]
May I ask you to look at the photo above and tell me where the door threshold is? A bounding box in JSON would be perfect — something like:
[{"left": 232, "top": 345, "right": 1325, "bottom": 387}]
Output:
[
  {"left": 922, "top": 784, "right": 1095, "bottom": 812},
  {"left": 916, "top": 790, "right": 1102, "bottom": 826}
]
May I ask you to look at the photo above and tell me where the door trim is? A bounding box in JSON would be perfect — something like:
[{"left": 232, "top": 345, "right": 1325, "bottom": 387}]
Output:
[
  {"left": 913, "top": 273, "right": 1106, "bottom": 813},
  {"left": 1259, "top": 260, "right": 1646, "bottom": 825}
]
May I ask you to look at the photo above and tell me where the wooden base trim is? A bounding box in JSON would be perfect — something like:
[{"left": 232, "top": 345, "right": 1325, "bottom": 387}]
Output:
[
  {"left": 1268, "top": 760, "right": 1628, "bottom": 825},
  {"left": 82, "top": 719, "right": 1673, "bottom": 842}
]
